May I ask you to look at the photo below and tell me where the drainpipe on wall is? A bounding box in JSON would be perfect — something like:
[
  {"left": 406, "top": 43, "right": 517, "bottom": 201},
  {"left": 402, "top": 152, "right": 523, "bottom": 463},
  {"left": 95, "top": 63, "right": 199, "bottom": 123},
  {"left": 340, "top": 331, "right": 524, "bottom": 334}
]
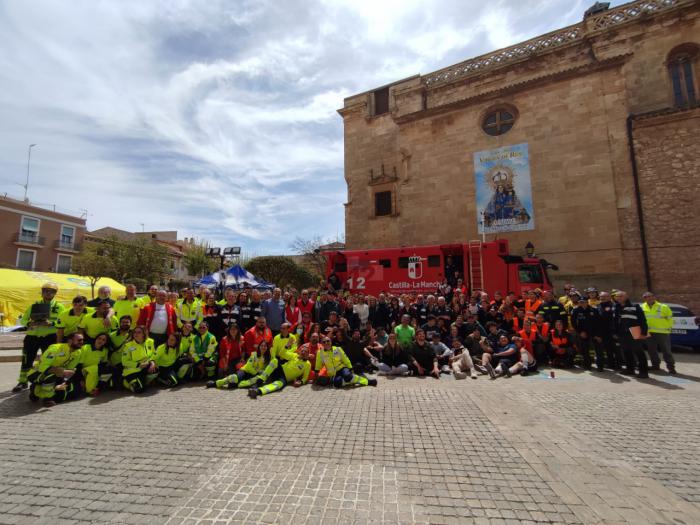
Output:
[{"left": 625, "top": 115, "right": 652, "bottom": 291}]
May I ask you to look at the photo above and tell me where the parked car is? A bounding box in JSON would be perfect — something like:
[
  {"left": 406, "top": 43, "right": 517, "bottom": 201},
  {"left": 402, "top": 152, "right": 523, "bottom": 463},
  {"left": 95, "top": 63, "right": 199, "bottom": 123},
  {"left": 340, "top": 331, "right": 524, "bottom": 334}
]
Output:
[{"left": 668, "top": 303, "right": 700, "bottom": 351}]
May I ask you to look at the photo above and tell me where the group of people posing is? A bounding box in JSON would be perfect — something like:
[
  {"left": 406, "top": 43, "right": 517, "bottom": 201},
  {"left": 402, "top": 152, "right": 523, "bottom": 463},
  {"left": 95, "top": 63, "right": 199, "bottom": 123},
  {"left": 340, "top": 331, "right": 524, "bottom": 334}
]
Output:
[{"left": 12, "top": 278, "right": 676, "bottom": 407}]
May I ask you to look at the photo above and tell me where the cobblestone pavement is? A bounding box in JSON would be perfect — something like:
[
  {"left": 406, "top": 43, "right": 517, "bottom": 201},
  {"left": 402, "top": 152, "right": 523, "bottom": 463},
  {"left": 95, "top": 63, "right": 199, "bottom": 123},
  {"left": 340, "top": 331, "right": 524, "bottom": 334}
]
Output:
[{"left": 0, "top": 354, "right": 699, "bottom": 525}]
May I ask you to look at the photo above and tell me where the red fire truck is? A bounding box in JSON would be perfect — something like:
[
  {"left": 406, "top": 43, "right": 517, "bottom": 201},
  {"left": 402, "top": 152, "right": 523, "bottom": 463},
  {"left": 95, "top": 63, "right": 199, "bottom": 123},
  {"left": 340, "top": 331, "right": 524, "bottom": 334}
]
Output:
[{"left": 324, "top": 240, "right": 556, "bottom": 297}]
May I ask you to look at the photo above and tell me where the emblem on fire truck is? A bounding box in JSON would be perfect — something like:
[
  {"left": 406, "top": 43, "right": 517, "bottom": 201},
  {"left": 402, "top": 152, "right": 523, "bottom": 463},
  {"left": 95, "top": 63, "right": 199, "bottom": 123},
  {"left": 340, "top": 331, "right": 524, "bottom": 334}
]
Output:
[{"left": 407, "top": 256, "right": 423, "bottom": 279}]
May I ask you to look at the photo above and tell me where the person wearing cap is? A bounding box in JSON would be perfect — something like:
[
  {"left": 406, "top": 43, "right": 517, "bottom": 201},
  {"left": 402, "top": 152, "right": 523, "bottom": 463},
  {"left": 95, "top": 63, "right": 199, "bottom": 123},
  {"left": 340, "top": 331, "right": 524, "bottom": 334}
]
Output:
[
  {"left": 315, "top": 336, "right": 377, "bottom": 387},
  {"left": 585, "top": 288, "right": 601, "bottom": 308},
  {"left": 56, "top": 295, "right": 89, "bottom": 343},
  {"left": 13, "top": 282, "right": 66, "bottom": 393},
  {"left": 641, "top": 292, "right": 676, "bottom": 374},
  {"left": 571, "top": 296, "right": 605, "bottom": 371},
  {"left": 614, "top": 291, "right": 649, "bottom": 378}
]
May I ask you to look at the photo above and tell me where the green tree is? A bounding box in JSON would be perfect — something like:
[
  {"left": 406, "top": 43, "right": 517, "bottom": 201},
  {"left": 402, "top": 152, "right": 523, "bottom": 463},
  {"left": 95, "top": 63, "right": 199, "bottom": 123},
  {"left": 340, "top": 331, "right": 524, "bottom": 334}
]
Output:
[
  {"left": 81, "top": 235, "right": 170, "bottom": 285},
  {"left": 246, "top": 256, "right": 316, "bottom": 290},
  {"left": 72, "top": 242, "right": 117, "bottom": 298},
  {"left": 183, "top": 241, "right": 218, "bottom": 277}
]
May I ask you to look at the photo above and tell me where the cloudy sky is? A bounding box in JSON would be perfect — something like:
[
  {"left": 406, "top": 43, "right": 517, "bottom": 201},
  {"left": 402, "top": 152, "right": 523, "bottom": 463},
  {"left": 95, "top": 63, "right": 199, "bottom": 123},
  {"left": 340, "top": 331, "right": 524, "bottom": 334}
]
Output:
[{"left": 0, "top": 0, "right": 624, "bottom": 254}]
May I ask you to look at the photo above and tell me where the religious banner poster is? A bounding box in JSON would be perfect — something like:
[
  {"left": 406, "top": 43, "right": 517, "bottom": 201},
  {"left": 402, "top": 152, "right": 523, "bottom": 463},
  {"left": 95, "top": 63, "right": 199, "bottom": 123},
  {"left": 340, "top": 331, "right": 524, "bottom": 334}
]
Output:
[{"left": 474, "top": 143, "right": 535, "bottom": 234}]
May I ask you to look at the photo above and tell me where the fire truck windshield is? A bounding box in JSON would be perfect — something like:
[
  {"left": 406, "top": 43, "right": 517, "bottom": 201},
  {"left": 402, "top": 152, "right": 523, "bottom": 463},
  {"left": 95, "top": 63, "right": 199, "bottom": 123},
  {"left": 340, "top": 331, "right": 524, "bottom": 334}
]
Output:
[{"left": 518, "top": 264, "right": 544, "bottom": 284}]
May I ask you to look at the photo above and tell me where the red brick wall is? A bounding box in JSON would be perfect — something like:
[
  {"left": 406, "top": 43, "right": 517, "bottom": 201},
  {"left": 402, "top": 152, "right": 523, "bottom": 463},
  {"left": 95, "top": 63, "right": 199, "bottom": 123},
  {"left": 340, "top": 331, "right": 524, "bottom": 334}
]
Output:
[{"left": 633, "top": 107, "right": 700, "bottom": 312}]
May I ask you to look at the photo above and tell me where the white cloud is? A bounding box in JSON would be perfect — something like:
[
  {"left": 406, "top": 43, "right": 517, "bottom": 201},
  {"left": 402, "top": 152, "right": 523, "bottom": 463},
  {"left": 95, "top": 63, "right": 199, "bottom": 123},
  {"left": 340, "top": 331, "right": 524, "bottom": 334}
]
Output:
[{"left": 0, "top": 0, "right": 622, "bottom": 254}]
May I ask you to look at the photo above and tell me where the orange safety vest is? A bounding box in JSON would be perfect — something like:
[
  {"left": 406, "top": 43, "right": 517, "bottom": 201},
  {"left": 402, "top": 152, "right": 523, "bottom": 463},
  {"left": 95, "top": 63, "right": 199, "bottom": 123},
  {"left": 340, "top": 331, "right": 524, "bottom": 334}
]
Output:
[
  {"left": 535, "top": 322, "right": 550, "bottom": 338},
  {"left": 518, "top": 329, "right": 537, "bottom": 342},
  {"left": 524, "top": 299, "right": 542, "bottom": 319},
  {"left": 550, "top": 330, "right": 570, "bottom": 355}
]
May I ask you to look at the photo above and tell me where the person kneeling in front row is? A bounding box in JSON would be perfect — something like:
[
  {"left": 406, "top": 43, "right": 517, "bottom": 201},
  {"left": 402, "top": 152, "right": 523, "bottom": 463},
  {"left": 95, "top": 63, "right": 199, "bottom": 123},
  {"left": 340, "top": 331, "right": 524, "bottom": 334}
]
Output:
[
  {"left": 207, "top": 340, "right": 276, "bottom": 389},
  {"left": 122, "top": 326, "right": 157, "bottom": 393},
  {"left": 315, "top": 337, "right": 377, "bottom": 388},
  {"left": 248, "top": 345, "right": 313, "bottom": 399},
  {"left": 27, "top": 332, "right": 84, "bottom": 407}
]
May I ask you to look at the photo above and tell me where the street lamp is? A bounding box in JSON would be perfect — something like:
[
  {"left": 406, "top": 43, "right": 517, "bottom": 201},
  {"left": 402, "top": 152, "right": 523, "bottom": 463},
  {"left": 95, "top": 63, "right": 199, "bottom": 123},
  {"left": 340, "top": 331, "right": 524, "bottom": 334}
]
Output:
[
  {"left": 206, "top": 246, "right": 241, "bottom": 297},
  {"left": 525, "top": 242, "right": 535, "bottom": 257},
  {"left": 23, "top": 144, "right": 37, "bottom": 202},
  {"left": 206, "top": 246, "right": 241, "bottom": 270}
]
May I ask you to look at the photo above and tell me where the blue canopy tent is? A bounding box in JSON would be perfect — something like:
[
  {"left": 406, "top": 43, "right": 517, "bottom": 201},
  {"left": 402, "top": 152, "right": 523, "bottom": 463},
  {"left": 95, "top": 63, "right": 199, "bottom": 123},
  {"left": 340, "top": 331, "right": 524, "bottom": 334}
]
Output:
[{"left": 194, "top": 264, "right": 275, "bottom": 290}]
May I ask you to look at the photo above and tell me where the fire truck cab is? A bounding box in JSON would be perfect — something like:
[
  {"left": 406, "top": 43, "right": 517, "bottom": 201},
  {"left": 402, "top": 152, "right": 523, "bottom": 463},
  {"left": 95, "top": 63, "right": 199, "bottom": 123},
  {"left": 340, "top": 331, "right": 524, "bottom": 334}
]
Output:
[{"left": 324, "top": 240, "right": 555, "bottom": 297}]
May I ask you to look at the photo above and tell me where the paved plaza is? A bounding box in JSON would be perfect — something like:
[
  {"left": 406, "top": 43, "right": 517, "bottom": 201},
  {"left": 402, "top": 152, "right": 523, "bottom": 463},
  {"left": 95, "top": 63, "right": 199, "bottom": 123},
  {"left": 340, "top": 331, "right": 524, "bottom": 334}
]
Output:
[{"left": 0, "top": 354, "right": 699, "bottom": 525}]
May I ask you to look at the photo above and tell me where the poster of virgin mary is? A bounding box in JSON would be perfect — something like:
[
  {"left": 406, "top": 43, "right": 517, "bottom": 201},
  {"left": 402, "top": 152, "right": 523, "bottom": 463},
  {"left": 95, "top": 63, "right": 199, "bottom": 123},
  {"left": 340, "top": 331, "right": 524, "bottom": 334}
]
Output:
[{"left": 473, "top": 143, "right": 535, "bottom": 234}]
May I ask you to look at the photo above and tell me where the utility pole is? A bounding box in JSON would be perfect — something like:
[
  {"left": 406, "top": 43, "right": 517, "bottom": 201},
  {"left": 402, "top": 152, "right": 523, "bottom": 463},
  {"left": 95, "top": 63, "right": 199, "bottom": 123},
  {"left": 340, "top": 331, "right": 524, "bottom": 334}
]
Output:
[{"left": 24, "top": 144, "right": 37, "bottom": 202}]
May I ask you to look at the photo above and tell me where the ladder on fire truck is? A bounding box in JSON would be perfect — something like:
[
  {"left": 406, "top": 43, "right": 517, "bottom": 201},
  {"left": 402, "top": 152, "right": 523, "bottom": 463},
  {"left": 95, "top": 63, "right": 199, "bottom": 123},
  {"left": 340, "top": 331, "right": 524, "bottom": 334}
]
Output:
[{"left": 468, "top": 240, "right": 484, "bottom": 292}]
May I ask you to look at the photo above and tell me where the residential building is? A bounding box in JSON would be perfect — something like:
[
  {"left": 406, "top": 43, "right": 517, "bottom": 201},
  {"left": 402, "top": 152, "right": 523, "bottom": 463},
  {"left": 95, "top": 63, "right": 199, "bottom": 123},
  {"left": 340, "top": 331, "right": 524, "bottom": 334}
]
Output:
[{"left": 0, "top": 195, "right": 86, "bottom": 273}]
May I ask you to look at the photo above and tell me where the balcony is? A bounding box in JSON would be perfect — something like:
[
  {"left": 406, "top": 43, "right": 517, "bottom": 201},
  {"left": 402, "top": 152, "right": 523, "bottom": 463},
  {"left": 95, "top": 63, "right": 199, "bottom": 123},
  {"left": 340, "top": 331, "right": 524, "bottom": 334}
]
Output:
[
  {"left": 13, "top": 232, "right": 45, "bottom": 247},
  {"left": 54, "top": 239, "right": 81, "bottom": 252}
]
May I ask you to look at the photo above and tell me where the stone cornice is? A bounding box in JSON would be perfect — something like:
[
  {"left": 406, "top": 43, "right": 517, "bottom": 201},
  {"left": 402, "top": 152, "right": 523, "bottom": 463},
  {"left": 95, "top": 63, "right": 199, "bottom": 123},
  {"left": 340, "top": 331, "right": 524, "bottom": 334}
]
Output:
[
  {"left": 394, "top": 53, "right": 632, "bottom": 125},
  {"left": 421, "top": 0, "right": 689, "bottom": 89}
]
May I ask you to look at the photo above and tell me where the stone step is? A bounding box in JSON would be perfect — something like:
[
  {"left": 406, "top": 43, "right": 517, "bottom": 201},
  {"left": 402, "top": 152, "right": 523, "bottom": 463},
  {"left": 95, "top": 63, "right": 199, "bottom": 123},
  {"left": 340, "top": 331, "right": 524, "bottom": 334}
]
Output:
[{"left": 0, "top": 348, "right": 22, "bottom": 363}]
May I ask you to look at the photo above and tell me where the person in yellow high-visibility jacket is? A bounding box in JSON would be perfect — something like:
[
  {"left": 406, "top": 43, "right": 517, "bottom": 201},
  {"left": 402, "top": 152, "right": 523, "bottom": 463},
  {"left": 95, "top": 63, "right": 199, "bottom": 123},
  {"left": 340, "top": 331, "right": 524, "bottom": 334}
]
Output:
[
  {"left": 108, "top": 316, "right": 132, "bottom": 389},
  {"left": 174, "top": 322, "right": 197, "bottom": 381},
  {"left": 207, "top": 340, "right": 276, "bottom": 389},
  {"left": 56, "top": 295, "right": 90, "bottom": 343},
  {"left": 79, "top": 300, "right": 118, "bottom": 344},
  {"left": 271, "top": 323, "right": 298, "bottom": 361},
  {"left": 641, "top": 292, "right": 676, "bottom": 374},
  {"left": 248, "top": 345, "right": 312, "bottom": 399},
  {"left": 315, "top": 336, "right": 377, "bottom": 388},
  {"left": 78, "top": 332, "right": 112, "bottom": 396},
  {"left": 26, "top": 332, "right": 84, "bottom": 407},
  {"left": 14, "top": 282, "right": 66, "bottom": 393},
  {"left": 122, "top": 326, "right": 157, "bottom": 393},
  {"left": 189, "top": 321, "right": 217, "bottom": 380},
  {"left": 154, "top": 333, "right": 182, "bottom": 387},
  {"left": 176, "top": 288, "right": 203, "bottom": 329}
]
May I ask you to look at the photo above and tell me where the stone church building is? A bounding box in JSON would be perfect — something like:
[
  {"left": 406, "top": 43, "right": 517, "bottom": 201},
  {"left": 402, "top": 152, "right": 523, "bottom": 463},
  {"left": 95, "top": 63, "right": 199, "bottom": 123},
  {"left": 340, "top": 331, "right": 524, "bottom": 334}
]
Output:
[{"left": 338, "top": 0, "right": 700, "bottom": 310}]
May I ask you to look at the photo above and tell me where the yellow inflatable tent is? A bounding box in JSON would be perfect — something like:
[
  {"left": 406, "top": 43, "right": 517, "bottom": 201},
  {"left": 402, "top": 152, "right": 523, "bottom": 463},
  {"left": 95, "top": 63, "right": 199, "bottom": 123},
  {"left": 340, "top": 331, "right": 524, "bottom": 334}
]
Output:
[{"left": 0, "top": 269, "right": 125, "bottom": 327}]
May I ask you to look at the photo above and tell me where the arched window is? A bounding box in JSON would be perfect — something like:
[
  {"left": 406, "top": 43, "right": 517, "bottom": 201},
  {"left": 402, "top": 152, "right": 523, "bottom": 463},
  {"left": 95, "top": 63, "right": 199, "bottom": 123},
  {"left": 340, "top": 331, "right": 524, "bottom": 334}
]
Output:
[{"left": 667, "top": 44, "right": 698, "bottom": 107}]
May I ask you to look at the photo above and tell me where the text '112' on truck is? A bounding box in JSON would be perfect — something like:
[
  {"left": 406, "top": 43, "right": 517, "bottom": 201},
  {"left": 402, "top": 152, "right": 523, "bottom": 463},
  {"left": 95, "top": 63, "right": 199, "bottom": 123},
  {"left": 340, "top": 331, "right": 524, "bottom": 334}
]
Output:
[{"left": 323, "top": 240, "right": 558, "bottom": 297}]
